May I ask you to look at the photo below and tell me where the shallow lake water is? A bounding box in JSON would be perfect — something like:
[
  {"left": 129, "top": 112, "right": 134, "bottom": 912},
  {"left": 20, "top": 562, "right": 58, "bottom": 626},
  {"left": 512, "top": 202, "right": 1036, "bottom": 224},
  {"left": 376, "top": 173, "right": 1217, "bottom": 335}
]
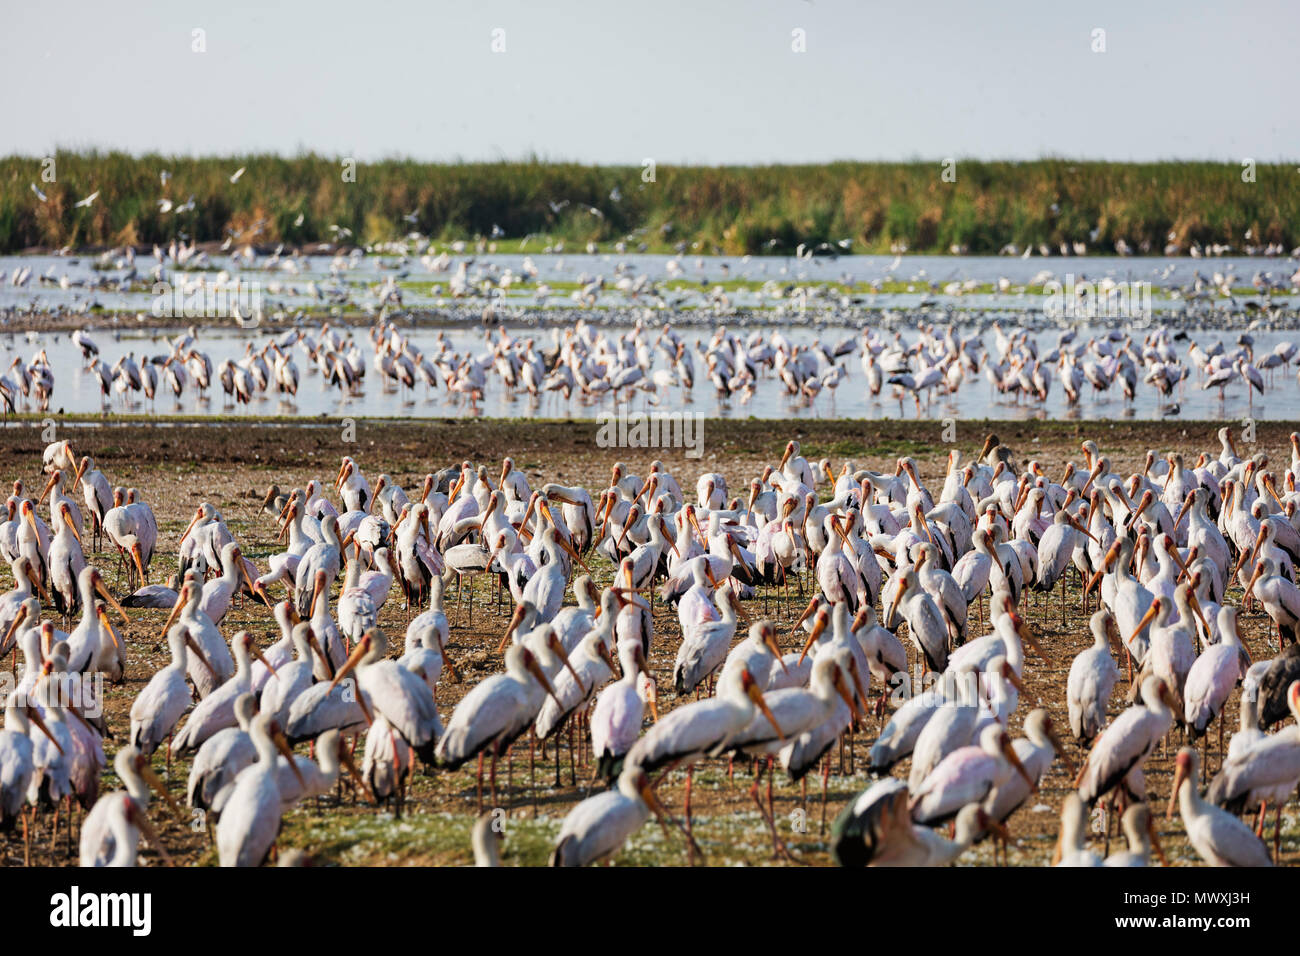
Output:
[{"left": 4, "top": 250, "right": 1299, "bottom": 421}]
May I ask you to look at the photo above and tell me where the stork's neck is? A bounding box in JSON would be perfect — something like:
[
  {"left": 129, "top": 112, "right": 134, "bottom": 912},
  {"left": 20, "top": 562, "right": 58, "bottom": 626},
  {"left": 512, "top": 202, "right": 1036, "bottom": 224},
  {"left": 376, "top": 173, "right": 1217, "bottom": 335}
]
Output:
[
  {"left": 2, "top": 702, "right": 28, "bottom": 735},
  {"left": 1091, "top": 625, "right": 1109, "bottom": 651},
  {"left": 252, "top": 727, "right": 278, "bottom": 763},
  {"left": 1178, "top": 776, "right": 1204, "bottom": 820},
  {"left": 77, "top": 572, "right": 98, "bottom": 610},
  {"left": 232, "top": 639, "right": 253, "bottom": 676},
  {"left": 121, "top": 763, "right": 150, "bottom": 806},
  {"left": 288, "top": 511, "right": 309, "bottom": 548}
]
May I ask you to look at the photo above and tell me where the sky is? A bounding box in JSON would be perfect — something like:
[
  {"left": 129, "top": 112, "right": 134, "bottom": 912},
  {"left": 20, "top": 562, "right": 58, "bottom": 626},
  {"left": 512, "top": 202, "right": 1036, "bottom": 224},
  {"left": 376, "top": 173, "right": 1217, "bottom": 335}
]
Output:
[{"left": 3, "top": 0, "right": 1296, "bottom": 164}]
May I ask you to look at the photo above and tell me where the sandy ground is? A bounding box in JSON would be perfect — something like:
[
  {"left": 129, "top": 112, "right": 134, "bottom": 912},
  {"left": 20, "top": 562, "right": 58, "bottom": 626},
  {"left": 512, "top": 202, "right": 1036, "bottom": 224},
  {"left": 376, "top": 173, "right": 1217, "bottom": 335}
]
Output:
[{"left": 0, "top": 417, "right": 1294, "bottom": 867}]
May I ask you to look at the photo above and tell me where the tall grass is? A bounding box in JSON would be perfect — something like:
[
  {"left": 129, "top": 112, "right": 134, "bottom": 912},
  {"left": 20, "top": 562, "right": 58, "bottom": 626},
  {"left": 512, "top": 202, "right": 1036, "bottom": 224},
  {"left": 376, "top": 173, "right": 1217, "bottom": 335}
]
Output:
[{"left": 0, "top": 152, "right": 1295, "bottom": 255}]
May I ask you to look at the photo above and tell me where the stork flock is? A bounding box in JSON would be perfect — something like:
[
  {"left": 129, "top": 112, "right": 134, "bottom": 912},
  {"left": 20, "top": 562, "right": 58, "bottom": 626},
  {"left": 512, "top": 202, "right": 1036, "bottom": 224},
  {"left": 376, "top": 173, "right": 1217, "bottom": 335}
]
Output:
[
  {"left": 1, "top": 425, "right": 1300, "bottom": 867},
  {"left": 0, "top": 317, "right": 1293, "bottom": 418}
]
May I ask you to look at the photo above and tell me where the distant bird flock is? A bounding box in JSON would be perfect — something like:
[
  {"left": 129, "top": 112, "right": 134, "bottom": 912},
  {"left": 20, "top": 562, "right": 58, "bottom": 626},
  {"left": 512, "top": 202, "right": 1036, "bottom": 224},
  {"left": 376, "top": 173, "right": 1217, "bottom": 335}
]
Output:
[{"left": 0, "top": 318, "right": 1295, "bottom": 418}]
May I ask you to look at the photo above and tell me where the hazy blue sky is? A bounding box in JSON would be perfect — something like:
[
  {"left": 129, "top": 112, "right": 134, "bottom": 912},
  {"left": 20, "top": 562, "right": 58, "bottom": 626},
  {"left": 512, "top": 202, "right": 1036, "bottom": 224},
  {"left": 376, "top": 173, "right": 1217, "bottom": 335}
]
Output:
[{"left": 3, "top": 0, "right": 1296, "bottom": 163}]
